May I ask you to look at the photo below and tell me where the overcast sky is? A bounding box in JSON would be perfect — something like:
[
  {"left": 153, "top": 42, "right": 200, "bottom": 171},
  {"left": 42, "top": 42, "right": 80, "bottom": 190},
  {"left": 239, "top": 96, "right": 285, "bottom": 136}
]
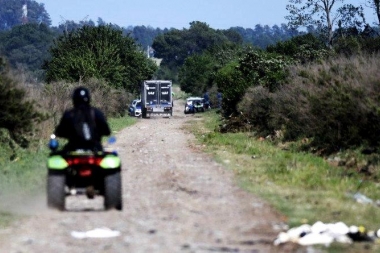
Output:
[{"left": 37, "top": 0, "right": 376, "bottom": 29}]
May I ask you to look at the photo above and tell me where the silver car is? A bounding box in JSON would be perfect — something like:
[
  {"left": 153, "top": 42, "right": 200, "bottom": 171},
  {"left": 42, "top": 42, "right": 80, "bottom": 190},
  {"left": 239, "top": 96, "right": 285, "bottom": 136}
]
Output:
[{"left": 128, "top": 99, "right": 142, "bottom": 117}]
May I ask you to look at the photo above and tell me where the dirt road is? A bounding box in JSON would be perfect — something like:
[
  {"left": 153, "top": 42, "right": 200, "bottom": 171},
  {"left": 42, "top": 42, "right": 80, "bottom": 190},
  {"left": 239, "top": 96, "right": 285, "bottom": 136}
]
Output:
[{"left": 0, "top": 101, "right": 297, "bottom": 253}]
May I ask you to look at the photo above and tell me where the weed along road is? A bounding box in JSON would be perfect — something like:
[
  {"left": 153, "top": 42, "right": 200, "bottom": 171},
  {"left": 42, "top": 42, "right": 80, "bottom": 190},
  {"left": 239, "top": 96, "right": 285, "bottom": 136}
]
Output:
[{"left": 0, "top": 101, "right": 299, "bottom": 253}]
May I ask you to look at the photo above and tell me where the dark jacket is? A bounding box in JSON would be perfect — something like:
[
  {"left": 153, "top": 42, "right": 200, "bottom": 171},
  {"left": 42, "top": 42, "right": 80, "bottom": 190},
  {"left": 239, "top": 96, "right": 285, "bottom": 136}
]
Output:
[{"left": 55, "top": 105, "right": 111, "bottom": 152}]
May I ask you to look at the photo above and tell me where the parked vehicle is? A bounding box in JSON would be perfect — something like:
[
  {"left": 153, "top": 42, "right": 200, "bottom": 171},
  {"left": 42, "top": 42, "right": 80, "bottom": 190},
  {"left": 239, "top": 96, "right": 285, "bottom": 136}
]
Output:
[
  {"left": 46, "top": 135, "right": 122, "bottom": 211},
  {"left": 184, "top": 97, "right": 205, "bottom": 114},
  {"left": 141, "top": 80, "right": 173, "bottom": 118},
  {"left": 128, "top": 99, "right": 142, "bottom": 117}
]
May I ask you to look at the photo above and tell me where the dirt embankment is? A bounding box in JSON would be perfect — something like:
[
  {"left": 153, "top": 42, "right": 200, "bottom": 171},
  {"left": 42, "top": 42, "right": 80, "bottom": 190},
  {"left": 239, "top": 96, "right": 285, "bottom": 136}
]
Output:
[{"left": 0, "top": 100, "right": 301, "bottom": 253}]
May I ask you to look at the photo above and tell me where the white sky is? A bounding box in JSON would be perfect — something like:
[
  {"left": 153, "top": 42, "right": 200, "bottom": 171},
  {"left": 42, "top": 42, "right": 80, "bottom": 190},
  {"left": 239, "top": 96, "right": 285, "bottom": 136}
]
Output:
[{"left": 37, "top": 0, "right": 376, "bottom": 29}]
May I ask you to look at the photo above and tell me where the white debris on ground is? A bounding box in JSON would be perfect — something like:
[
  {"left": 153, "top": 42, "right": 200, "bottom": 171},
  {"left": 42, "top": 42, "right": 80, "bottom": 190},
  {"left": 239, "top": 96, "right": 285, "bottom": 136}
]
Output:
[
  {"left": 274, "top": 221, "right": 380, "bottom": 247},
  {"left": 71, "top": 227, "right": 121, "bottom": 239},
  {"left": 349, "top": 192, "right": 380, "bottom": 206}
]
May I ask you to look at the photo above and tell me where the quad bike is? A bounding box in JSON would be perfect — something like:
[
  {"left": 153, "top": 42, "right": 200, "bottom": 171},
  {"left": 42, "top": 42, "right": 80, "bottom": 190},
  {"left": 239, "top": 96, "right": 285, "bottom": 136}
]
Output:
[{"left": 47, "top": 135, "right": 122, "bottom": 211}]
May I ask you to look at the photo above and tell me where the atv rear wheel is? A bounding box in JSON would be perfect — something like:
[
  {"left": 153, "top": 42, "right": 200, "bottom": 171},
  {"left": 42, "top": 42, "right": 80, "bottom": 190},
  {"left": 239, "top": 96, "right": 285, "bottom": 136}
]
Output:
[
  {"left": 104, "top": 171, "right": 122, "bottom": 210},
  {"left": 47, "top": 172, "right": 65, "bottom": 210}
]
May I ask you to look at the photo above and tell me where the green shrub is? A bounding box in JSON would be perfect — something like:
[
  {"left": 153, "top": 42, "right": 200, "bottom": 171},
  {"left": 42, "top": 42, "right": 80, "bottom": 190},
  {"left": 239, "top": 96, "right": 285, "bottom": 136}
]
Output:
[
  {"left": 333, "top": 36, "right": 362, "bottom": 56},
  {"left": 276, "top": 55, "right": 380, "bottom": 153},
  {"left": 237, "top": 86, "right": 274, "bottom": 137},
  {"left": 267, "top": 33, "right": 329, "bottom": 63},
  {"left": 0, "top": 70, "right": 45, "bottom": 148},
  {"left": 216, "top": 49, "right": 290, "bottom": 118},
  {"left": 235, "top": 54, "right": 380, "bottom": 154}
]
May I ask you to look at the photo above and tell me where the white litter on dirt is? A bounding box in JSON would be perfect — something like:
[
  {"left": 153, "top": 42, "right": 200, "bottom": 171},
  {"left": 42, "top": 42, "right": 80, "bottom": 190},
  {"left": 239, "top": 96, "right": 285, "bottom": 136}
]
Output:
[
  {"left": 71, "top": 227, "right": 121, "bottom": 239},
  {"left": 274, "top": 221, "right": 380, "bottom": 247}
]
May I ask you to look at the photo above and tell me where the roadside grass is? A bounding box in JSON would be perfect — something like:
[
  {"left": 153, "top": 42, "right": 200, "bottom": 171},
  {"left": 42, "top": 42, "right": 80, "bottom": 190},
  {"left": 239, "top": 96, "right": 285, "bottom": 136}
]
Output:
[
  {"left": 187, "top": 110, "right": 380, "bottom": 251},
  {"left": 108, "top": 115, "right": 137, "bottom": 133},
  {"left": 0, "top": 115, "right": 136, "bottom": 226}
]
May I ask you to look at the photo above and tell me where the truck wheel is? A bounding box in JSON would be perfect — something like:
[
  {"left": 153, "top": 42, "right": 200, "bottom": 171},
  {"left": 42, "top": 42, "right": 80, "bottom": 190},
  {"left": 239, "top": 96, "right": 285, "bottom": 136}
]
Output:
[
  {"left": 47, "top": 172, "right": 65, "bottom": 210},
  {"left": 104, "top": 171, "right": 123, "bottom": 210}
]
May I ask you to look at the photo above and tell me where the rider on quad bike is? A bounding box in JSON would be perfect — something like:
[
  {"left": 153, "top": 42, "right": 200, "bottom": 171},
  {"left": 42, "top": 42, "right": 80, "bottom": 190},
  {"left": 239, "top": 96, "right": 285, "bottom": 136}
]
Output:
[
  {"left": 54, "top": 86, "right": 111, "bottom": 152},
  {"left": 47, "top": 87, "right": 122, "bottom": 211}
]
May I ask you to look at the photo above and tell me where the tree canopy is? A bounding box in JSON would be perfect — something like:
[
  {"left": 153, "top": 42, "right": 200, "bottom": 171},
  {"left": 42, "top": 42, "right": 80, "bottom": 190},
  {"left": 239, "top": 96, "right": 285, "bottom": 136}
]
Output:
[
  {"left": 43, "top": 25, "right": 157, "bottom": 93},
  {"left": 286, "top": 0, "right": 365, "bottom": 46},
  {"left": 0, "top": 23, "right": 56, "bottom": 80},
  {"left": 152, "top": 21, "right": 243, "bottom": 81}
]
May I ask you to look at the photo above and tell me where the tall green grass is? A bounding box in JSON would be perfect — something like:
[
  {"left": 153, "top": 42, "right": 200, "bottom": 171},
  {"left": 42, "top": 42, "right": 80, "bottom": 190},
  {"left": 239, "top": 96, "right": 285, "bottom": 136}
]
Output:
[{"left": 188, "top": 110, "right": 380, "bottom": 251}]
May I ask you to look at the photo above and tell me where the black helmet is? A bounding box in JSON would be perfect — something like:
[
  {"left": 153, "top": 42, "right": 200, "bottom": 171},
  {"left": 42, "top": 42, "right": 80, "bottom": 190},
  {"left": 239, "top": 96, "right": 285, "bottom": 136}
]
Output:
[{"left": 72, "top": 87, "right": 90, "bottom": 107}]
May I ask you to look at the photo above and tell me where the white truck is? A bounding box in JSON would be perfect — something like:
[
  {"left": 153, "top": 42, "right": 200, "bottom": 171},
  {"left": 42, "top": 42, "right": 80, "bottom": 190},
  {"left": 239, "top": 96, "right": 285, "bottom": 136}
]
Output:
[{"left": 141, "top": 80, "right": 173, "bottom": 118}]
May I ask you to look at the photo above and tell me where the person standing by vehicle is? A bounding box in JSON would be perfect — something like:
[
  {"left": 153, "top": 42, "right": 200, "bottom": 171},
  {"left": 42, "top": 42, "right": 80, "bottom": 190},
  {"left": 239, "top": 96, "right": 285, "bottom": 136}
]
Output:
[
  {"left": 203, "top": 91, "right": 211, "bottom": 109},
  {"left": 54, "top": 86, "right": 111, "bottom": 152}
]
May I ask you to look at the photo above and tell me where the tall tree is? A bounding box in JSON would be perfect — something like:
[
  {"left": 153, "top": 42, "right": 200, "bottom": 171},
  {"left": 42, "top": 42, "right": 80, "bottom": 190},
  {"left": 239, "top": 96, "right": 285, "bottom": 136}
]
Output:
[
  {"left": 286, "top": 0, "right": 365, "bottom": 46},
  {"left": 0, "top": 0, "right": 51, "bottom": 31},
  {"left": 44, "top": 25, "right": 157, "bottom": 93},
  {"left": 367, "top": 0, "right": 380, "bottom": 25},
  {"left": 152, "top": 21, "right": 240, "bottom": 81}
]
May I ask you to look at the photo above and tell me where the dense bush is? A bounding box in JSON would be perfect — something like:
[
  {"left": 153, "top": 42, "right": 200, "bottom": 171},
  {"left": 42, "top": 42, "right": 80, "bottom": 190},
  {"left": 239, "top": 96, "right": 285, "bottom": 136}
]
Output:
[
  {"left": 215, "top": 61, "right": 247, "bottom": 116},
  {"left": 0, "top": 23, "right": 56, "bottom": 81},
  {"left": 267, "top": 33, "right": 329, "bottom": 63},
  {"left": 178, "top": 54, "right": 215, "bottom": 95},
  {"left": 178, "top": 43, "right": 246, "bottom": 96},
  {"left": 0, "top": 60, "right": 45, "bottom": 148},
  {"left": 216, "top": 49, "right": 290, "bottom": 116},
  {"left": 238, "top": 54, "right": 380, "bottom": 154}
]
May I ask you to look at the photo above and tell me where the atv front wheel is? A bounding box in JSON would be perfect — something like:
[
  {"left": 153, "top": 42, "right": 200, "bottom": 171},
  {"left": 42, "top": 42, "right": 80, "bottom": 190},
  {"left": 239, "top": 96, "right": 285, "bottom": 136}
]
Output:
[
  {"left": 104, "top": 171, "right": 122, "bottom": 210},
  {"left": 47, "top": 172, "right": 65, "bottom": 210}
]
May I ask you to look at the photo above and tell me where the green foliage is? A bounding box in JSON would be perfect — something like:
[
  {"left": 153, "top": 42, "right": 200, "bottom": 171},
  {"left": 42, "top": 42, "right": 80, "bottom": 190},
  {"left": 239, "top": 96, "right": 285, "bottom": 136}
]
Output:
[
  {"left": 267, "top": 33, "right": 329, "bottom": 63},
  {"left": 333, "top": 36, "right": 362, "bottom": 56},
  {"left": 0, "top": 0, "right": 51, "bottom": 31},
  {"left": 178, "top": 42, "right": 247, "bottom": 97},
  {"left": 360, "top": 36, "right": 380, "bottom": 53},
  {"left": 178, "top": 54, "right": 214, "bottom": 95},
  {"left": 230, "top": 24, "right": 301, "bottom": 49},
  {"left": 216, "top": 48, "right": 291, "bottom": 116},
  {"left": 44, "top": 25, "right": 157, "bottom": 93},
  {"left": 237, "top": 86, "right": 275, "bottom": 137},
  {"left": 127, "top": 25, "right": 167, "bottom": 50},
  {"left": 237, "top": 49, "right": 291, "bottom": 91},
  {"left": 152, "top": 21, "right": 242, "bottom": 81},
  {"left": 215, "top": 61, "right": 247, "bottom": 116},
  {"left": 239, "top": 54, "right": 380, "bottom": 154},
  {"left": 0, "top": 23, "right": 56, "bottom": 80},
  {"left": 0, "top": 67, "right": 45, "bottom": 148}
]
